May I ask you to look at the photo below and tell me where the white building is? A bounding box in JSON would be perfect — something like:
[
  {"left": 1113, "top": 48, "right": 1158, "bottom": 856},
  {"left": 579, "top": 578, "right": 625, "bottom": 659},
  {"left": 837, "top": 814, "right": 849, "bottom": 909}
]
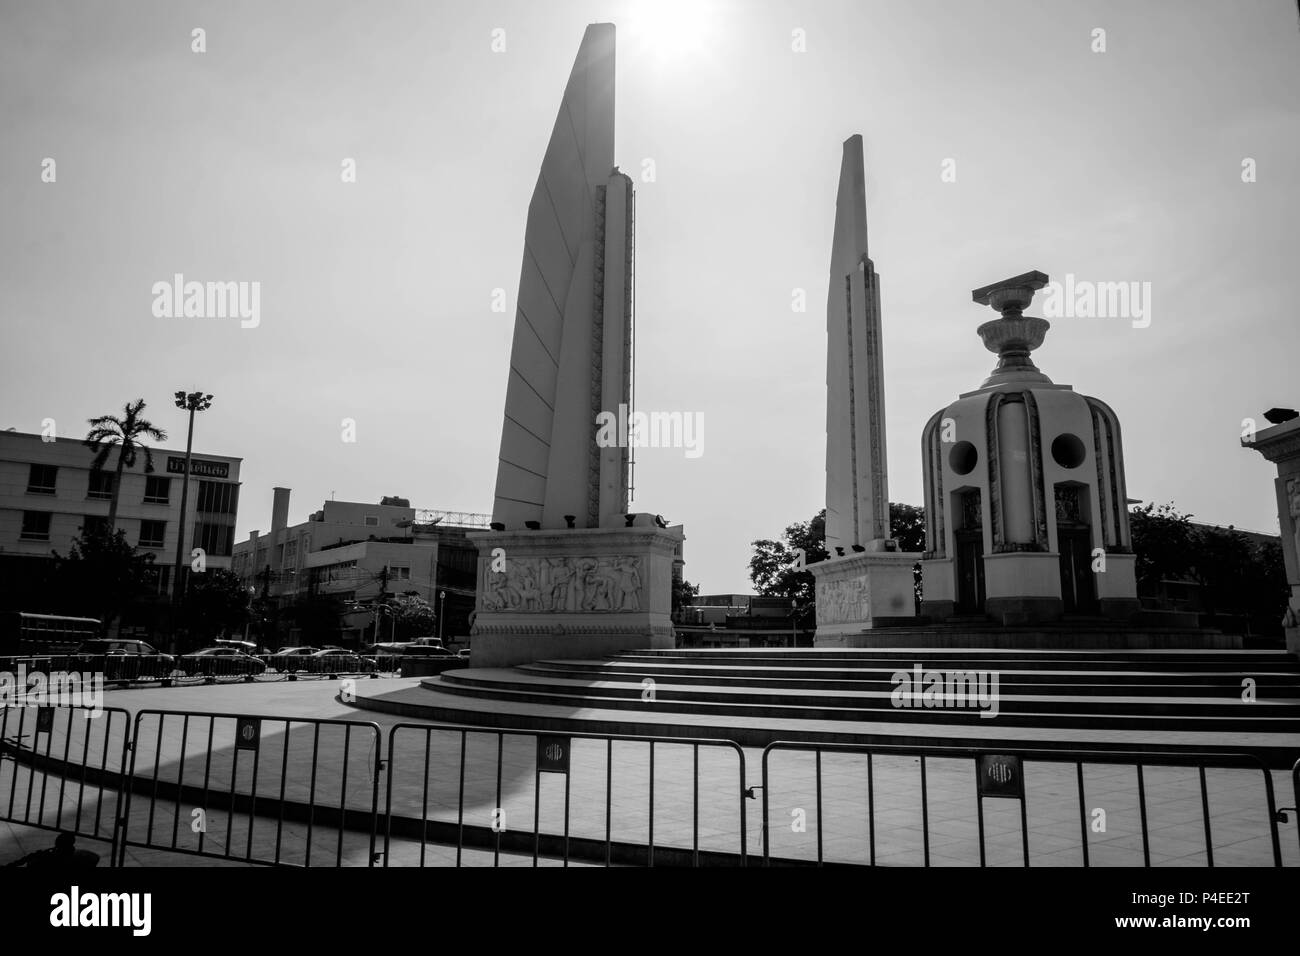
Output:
[
  {"left": 0, "top": 428, "right": 241, "bottom": 598},
  {"left": 232, "top": 489, "right": 484, "bottom": 644}
]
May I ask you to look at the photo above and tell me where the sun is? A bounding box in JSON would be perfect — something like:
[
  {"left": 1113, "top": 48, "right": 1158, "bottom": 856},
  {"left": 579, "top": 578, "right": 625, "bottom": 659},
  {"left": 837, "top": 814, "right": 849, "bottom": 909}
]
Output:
[{"left": 623, "top": 0, "right": 721, "bottom": 67}]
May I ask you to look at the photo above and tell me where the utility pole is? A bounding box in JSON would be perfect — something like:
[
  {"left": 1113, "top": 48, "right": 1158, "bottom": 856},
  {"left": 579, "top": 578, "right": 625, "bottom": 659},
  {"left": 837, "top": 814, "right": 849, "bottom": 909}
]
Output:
[
  {"left": 438, "top": 590, "right": 446, "bottom": 644},
  {"left": 378, "top": 565, "right": 390, "bottom": 644},
  {"left": 170, "top": 391, "right": 213, "bottom": 610},
  {"left": 258, "top": 565, "right": 271, "bottom": 649}
]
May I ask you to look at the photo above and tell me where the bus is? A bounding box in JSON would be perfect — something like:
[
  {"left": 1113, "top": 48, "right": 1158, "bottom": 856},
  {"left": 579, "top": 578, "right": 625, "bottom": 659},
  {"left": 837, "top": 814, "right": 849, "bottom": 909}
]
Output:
[{"left": 0, "top": 612, "right": 102, "bottom": 656}]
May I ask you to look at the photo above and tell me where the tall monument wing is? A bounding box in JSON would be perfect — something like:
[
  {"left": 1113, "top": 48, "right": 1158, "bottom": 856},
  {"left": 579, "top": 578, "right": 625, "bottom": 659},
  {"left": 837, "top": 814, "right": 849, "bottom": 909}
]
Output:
[
  {"left": 825, "top": 135, "right": 890, "bottom": 552},
  {"left": 809, "top": 136, "right": 916, "bottom": 647},
  {"left": 472, "top": 24, "right": 679, "bottom": 669},
  {"left": 492, "top": 23, "right": 631, "bottom": 530}
]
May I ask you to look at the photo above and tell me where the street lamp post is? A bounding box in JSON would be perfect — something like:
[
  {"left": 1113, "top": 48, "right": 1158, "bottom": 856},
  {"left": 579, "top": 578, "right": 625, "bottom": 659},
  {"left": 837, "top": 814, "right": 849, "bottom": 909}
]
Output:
[
  {"left": 171, "top": 391, "right": 213, "bottom": 610},
  {"left": 438, "top": 590, "right": 446, "bottom": 644},
  {"left": 374, "top": 604, "right": 396, "bottom": 643}
]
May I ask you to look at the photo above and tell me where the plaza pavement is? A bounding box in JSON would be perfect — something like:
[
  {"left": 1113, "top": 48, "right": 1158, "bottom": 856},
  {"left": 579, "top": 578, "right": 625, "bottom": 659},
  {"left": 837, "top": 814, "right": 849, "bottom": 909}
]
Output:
[{"left": 1, "top": 678, "right": 1297, "bottom": 867}]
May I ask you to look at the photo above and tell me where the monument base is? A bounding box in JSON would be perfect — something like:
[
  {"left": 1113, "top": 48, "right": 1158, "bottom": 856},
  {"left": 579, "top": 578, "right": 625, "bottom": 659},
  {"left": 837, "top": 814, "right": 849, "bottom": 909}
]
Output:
[
  {"left": 468, "top": 524, "right": 682, "bottom": 668},
  {"left": 809, "top": 551, "right": 919, "bottom": 647}
]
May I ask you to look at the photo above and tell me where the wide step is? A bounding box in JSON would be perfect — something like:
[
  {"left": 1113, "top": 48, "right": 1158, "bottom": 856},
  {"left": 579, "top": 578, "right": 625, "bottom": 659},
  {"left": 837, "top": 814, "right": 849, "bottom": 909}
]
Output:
[{"left": 344, "top": 647, "right": 1300, "bottom": 766}]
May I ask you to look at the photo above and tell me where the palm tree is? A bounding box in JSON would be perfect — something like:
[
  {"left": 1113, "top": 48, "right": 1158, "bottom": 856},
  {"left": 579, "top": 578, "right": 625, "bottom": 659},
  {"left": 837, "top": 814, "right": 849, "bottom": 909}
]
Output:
[{"left": 84, "top": 399, "right": 168, "bottom": 532}]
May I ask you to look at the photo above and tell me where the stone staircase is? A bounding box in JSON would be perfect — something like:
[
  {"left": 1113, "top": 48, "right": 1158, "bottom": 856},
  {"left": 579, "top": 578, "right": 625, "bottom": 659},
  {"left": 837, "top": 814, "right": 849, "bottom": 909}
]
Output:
[{"left": 347, "top": 647, "right": 1300, "bottom": 766}]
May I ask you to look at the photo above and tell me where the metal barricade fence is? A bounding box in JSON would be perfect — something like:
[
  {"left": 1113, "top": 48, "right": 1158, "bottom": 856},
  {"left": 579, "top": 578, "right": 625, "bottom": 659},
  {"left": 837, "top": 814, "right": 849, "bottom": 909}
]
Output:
[
  {"left": 1292, "top": 757, "right": 1300, "bottom": 858},
  {"left": 1, "top": 656, "right": 91, "bottom": 683},
  {"left": 114, "top": 710, "right": 383, "bottom": 867},
  {"left": 8, "top": 705, "right": 1293, "bottom": 868},
  {"left": 0, "top": 704, "right": 132, "bottom": 855},
  {"left": 2, "top": 653, "right": 395, "bottom": 687},
  {"left": 382, "top": 725, "right": 748, "bottom": 867},
  {"left": 760, "top": 741, "right": 1287, "bottom": 867},
  {"left": 4, "top": 654, "right": 175, "bottom": 683}
]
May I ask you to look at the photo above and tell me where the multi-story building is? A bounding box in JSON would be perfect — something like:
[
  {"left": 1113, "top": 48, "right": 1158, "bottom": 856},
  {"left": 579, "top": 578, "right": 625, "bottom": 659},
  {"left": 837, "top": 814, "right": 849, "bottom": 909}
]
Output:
[
  {"left": 674, "top": 594, "right": 814, "bottom": 648},
  {"left": 0, "top": 428, "right": 241, "bottom": 606},
  {"left": 232, "top": 489, "right": 484, "bottom": 646}
]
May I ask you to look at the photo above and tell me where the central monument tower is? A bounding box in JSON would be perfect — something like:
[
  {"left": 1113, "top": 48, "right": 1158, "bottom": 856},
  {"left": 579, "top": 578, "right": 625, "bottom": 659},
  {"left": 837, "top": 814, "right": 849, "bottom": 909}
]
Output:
[{"left": 471, "top": 23, "right": 682, "bottom": 668}]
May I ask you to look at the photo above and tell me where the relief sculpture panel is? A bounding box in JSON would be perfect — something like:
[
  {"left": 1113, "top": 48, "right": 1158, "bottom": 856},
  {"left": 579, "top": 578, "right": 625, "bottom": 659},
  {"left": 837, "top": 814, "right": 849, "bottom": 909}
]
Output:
[
  {"left": 816, "top": 578, "right": 870, "bottom": 626},
  {"left": 479, "top": 555, "right": 643, "bottom": 613}
]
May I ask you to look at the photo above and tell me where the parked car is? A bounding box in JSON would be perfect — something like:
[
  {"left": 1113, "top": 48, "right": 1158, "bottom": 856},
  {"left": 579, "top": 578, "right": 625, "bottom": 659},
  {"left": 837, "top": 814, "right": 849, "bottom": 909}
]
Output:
[
  {"left": 266, "top": 646, "right": 320, "bottom": 672},
  {"left": 179, "top": 646, "right": 267, "bottom": 677},
  {"left": 73, "top": 639, "right": 176, "bottom": 681},
  {"left": 215, "top": 638, "right": 272, "bottom": 655},
  {"left": 373, "top": 641, "right": 458, "bottom": 658},
  {"left": 302, "top": 649, "right": 377, "bottom": 674}
]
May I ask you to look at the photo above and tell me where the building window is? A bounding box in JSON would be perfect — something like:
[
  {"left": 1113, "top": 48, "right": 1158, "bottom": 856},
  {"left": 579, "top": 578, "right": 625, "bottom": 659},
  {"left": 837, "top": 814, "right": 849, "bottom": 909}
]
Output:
[
  {"left": 144, "top": 475, "right": 171, "bottom": 503},
  {"left": 26, "top": 464, "right": 57, "bottom": 495},
  {"left": 364, "top": 515, "right": 379, "bottom": 527},
  {"left": 389, "top": 566, "right": 411, "bottom": 581},
  {"left": 81, "top": 515, "right": 109, "bottom": 536},
  {"left": 195, "top": 480, "right": 238, "bottom": 515},
  {"left": 20, "top": 511, "right": 51, "bottom": 540},
  {"left": 194, "top": 521, "right": 234, "bottom": 558},
  {"left": 142, "top": 566, "right": 171, "bottom": 594},
  {"left": 87, "top": 470, "right": 114, "bottom": 500},
  {"left": 313, "top": 560, "right": 358, "bottom": 587},
  {"left": 139, "top": 520, "right": 166, "bottom": 548}
]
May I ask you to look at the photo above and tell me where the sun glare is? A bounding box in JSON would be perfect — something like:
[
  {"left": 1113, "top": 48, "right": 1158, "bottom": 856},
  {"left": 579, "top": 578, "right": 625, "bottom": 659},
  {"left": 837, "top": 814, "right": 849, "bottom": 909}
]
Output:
[{"left": 624, "top": 0, "right": 720, "bottom": 67}]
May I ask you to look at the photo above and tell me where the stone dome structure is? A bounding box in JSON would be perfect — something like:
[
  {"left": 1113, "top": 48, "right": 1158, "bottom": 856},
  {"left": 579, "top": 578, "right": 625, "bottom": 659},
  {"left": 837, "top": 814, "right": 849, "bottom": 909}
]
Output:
[{"left": 918, "top": 271, "right": 1140, "bottom": 625}]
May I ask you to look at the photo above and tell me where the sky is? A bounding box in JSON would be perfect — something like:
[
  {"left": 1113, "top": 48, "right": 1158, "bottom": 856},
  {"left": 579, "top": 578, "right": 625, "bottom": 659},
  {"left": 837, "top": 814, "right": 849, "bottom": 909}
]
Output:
[{"left": 2, "top": 0, "right": 1298, "bottom": 594}]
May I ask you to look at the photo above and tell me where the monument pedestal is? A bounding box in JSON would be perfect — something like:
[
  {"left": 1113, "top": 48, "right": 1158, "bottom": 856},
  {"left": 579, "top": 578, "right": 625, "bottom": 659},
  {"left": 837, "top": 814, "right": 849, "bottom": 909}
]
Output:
[
  {"left": 468, "top": 525, "right": 681, "bottom": 668},
  {"left": 810, "top": 551, "right": 919, "bottom": 646}
]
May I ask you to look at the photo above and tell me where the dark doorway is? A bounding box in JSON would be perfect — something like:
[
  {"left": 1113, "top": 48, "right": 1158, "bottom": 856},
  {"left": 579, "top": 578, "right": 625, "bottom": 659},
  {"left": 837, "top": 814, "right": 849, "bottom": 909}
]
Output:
[
  {"left": 1055, "top": 484, "right": 1098, "bottom": 615},
  {"left": 954, "top": 490, "right": 985, "bottom": 614},
  {"left": 1058, "top": 527, "right": 1098, "bottom": 614},
  {"left": 955, "top": 531, "right": 986, "bottom": 613}
]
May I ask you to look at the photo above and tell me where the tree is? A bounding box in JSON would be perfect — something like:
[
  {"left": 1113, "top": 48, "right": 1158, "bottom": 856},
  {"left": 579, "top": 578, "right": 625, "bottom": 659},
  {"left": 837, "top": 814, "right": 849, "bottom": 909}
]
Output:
[
  {"left": 749, "top": 510, "right": 827, "bottom": 606},
  {"left": 283, "top": 593, "right": 346, "bottom": 647},
  {"left": 84, "top": 399, "right": 168, "bottom": 532},
  {"left": 1130, "top": 502, "right": 1289, "bottom": 629},
  {"left": 1129, "top": 502, "right": 1197, "bottom": 590},
  {"left": 392, "top": 594, "right": 437, "bottom": 640},
  {"left": 1186, "top": 525, "right": 1287, "bottom": 626},
  {"left": 889, "top": 502, "right": 927, "bottom": 553},
  {"left": 52, "top": 525, "right": 158, "bottom": 630},
  {"left": 182, "top": 570, "right": 250, "bottom": 644},
  {"left": 672, "top": 578, "right": 700, "bottom": 617},
  {"left": 1190, "top": 525, "right": 1254, "bottom": 616},
  {"left": 1245, "top": 538, "right": 1290, "bottom": 626},
  {"left": 889, "top": 502, "right": 928, "bottom": 609},
  {"left": 749, "top": 504, "right": 928, "bottom": 616}
]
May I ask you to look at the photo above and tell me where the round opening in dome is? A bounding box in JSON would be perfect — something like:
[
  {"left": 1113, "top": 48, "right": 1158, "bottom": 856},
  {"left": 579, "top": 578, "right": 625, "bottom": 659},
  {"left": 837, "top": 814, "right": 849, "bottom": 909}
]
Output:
[
  {"left": 949, "top": 441, "right": 978, "bottom": 476},
  {"left": 1051, "top": 433, "right": 1087, "bottom": 469}
]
